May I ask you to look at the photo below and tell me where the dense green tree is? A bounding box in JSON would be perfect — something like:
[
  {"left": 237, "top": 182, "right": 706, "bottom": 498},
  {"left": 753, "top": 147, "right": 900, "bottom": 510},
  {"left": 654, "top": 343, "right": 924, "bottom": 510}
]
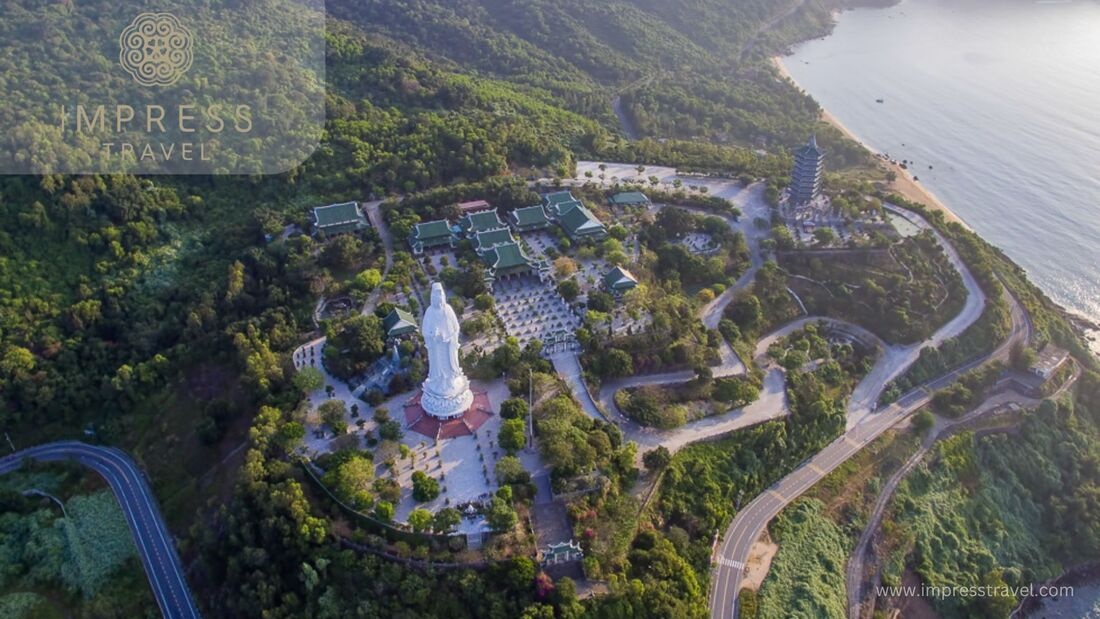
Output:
[
  {"left": 557, "top": 280, "right": 580, "bottom": 303},
  {"left": 412, "top": 471, "right": 440, "bottom": 502},
  {"left": 500, "top": 398, "right": 530, "bottom": 420},
  {"left": 486, "top": 496, "right": 518, "bottom": 532},
  {"left": 643, "top": 446, "right": 672, "bottom": 472},
  {"left": 318, "top": 400, "right": 348, "bottom": 435},
  {"left": 355, "top": 268, "right": 382, "bottom": 291},
  {"left": 292, "top": 367, "right": 325, "bottom": 394},
  {"left": 373, "top": 500, "right": 395, "bottom": 523},
  {"left": 324, "top": 314, "right": 386, "bottom": 379},
  {"left": 321, "top": 235, "right": 367, "bottom": 270},
  {"left": 323, "top": 454, "right": 374, "bottom": 509},
  {"left": 499, "top": 418, "right": 527, "bottom": 453},
  {"left": 407, "top": 508, "right": 433, "bottom": 533},
  {"left": 373, "top": 478, "right": 402, "bottom": 504},
  {"left": 495, "top": 455, "right": 530, "bottom": 485},
  {"left": 433, "top": 507, "right": 462, "bottom": 533}
]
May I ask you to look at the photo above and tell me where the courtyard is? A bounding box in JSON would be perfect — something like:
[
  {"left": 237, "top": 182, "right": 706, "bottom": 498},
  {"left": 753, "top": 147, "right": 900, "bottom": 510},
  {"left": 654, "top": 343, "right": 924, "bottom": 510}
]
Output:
[
  {"left": 491, "top": 276, "right": 581, "bottom": 351},
  {"left": 300, "top": 377, "right": 523, "bottom": 537}
]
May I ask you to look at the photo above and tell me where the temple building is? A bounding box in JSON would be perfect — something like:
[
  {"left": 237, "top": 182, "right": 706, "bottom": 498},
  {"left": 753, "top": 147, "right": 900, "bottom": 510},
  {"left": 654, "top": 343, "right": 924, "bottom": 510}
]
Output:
[
  {"left": 458, "top": 209, "right": 506, "bottom": 237},
  {"left": 310, "top": 202, "right": 370, "bottom": 237},
  {"left": 456, "top": 199, "right": 491, "bottom": 213},
  {"left": 473, "top": 227, "right": 516, "bottom": 255},
  {"left": 382, "top": 307, "right": 418, "bottom": 340},
  {"left": 508, "top": 205, "right": 553, "bottom": 233},
  {"left": 409, "top": 220, "right": 456, "bottom": 254},
  {"left": 603, "top": 266, "right": 638, "bottom": 295},
  {"left": 541, "top": 190, "right": 579, "bottom": 211},
  {"left": 790, "top": 135, "right": 824, "bottom": 205},
  {"left": 555, "top": 201, "right": 608, "bottom": 242},
  {"left": 608, "top": 191, "right": 650, "bottom": 208}
]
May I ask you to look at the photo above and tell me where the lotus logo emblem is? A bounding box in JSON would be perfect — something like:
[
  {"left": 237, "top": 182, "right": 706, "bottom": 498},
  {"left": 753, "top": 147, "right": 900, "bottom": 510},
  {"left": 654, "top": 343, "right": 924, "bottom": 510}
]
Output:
[{"left": 119, "top": 13, "right": 194, "bottom": 87}]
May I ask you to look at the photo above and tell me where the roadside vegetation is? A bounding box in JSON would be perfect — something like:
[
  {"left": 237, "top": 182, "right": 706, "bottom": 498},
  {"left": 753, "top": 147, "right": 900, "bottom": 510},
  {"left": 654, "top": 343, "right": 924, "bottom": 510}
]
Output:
[
  {"left": 749, "top": 372, "right": 1100, "bottom": 619},
  {"left": 0, "top": 465, "right": 155, "bottom": 617},
  {"left": 753, "top": 499, "right": 849, "bottom": 618},
  {"left": 621, "top": 321, "right": 878, "bottom": 611}
]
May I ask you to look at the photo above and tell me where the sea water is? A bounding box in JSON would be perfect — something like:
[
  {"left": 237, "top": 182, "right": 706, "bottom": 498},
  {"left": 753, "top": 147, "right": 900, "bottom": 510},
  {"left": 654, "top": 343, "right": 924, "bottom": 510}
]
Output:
[{"left": 783, "top": 0, "right": 1100, "bottom": 354}]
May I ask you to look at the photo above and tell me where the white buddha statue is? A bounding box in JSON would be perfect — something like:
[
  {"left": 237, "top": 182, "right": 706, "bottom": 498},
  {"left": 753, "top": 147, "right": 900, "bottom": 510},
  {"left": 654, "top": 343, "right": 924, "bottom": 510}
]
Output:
[{"left": 420, "top": 282, "right": 474, "bottom": 419}]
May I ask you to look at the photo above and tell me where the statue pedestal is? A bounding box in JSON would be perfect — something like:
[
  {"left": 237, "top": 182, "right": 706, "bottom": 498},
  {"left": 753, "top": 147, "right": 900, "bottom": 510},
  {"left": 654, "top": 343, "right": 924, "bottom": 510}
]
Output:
[
  {"left": 403, "top": 389, "right": 492, "bottom": 439},
  {"left": 420, "top": 384, "right": 474, "bottom": 420}
]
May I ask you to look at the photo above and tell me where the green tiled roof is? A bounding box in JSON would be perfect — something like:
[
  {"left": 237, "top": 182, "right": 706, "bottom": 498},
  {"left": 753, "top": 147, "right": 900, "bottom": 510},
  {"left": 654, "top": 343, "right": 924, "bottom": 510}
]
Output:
[
  {"left": 461, "top": 209, "right": 505, "bottom": 234},
  {"left": 474, "top": 227, "right": 515, "bottom": 252},
  {"left": 510, "top": 205, "right": 551, "bottom": 228},
  {"left": 383, "top": 308, "right": 418, "bottom": 336},
  {"left": 558, "top": 202, "right": 606, "bottom": 238},
  {"left": 609, "top": 191, "right": 649, "bottom": 206},
  {"left": 483, "top": 242, "right": 530, "bottom": 271},
  {"left": 313, "top": 202, "right": 367, "bottom": 231},
  {"left": 603, "top": 266, "right": 638, "bottom": 291},
  {"left": 411, "top": 220, "right": 453, "bottom": 241},
  {"left": 554, "top": 199, "right": 582, "bottom": 215},
  {"left": 542, "top": 191, "right": 576, "bottom": 207}
]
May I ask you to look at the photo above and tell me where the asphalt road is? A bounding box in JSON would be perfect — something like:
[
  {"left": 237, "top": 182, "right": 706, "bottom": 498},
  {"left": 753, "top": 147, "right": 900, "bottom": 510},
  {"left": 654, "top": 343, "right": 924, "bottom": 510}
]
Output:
[
  {"left": 709, "top": 288, "right": 1028, "bottom": 619},
  {"left": 0, "top": 441, "right": 201, "bottom": 619},
  {"left": 845, "top": 394, "right": 1028, "bottom": 618}
]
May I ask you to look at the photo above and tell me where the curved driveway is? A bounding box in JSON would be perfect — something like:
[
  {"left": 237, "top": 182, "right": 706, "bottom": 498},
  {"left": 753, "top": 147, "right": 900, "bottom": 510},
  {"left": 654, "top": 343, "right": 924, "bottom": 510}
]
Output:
[
  {"left": 0, "top": 441, "right": 200, "bottom": 619},
  {"left": 598, "top": 315, "right": 887, "bottom": 458}
]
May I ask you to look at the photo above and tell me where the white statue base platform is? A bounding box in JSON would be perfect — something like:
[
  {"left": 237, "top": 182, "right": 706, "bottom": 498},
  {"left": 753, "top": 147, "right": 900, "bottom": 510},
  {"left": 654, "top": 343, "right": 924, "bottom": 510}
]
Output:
[
  {"left": 420, "top": 384, "right": 474, "bottom": 420},
  {"left": 403, "top": 389, "right": 493, "bottom": 439}
]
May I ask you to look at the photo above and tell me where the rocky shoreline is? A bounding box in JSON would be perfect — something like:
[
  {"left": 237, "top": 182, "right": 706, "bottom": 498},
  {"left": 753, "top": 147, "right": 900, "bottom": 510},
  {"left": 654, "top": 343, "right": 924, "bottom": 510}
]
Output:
[{"left": 1013, "top": 562, "right": 1100, "bottom": 618}]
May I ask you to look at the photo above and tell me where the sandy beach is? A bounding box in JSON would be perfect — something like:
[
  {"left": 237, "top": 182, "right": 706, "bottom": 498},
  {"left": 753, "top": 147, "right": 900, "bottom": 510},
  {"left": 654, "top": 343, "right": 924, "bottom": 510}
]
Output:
[{"left": 772, "top": 56, "right": 967, "bottom": 228}]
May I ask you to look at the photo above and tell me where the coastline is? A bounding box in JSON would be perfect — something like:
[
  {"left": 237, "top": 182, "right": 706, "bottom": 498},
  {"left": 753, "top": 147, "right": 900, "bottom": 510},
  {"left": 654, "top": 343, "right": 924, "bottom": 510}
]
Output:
[
  {"left": 772, "top": 54, "right": 1100, "bottom": 357},
  {"left": 771, "top": 56, "right": 967, "bottom": 229},
  {"left": 1011, "top": 561, "right": 1100, "bottom": 618}
]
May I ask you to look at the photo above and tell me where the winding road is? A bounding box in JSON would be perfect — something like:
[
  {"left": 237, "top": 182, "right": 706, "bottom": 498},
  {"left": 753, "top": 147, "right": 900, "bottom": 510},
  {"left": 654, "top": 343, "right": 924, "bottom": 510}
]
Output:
[
  {"left": 846, "top": 356, "right": 1074, "bottom": 619},
  {"left": 554, "top": 166, "right": 989, "bottom": 465},
  {"left": 0, "top": 441, "right": 200, "bottom": 619},
  {"left": 710, "top": 288, "right": 1029, "bottom": 619}
]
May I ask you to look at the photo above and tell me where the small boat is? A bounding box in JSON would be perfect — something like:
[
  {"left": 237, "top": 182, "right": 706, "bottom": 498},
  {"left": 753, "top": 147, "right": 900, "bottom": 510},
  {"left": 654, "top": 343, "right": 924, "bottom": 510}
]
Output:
[{"left": 875, "top": 98, "right": 884, "bottom": 104}]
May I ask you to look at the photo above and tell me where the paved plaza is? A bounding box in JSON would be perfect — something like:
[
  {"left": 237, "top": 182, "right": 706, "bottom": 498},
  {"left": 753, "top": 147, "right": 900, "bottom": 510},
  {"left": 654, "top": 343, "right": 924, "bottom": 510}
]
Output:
[
  {"left": 574, "top": 258, "right": 610, "bottom": 296},
  {"left": 300, "top": 374, "right": 516, "bottom": 535},
  {"left": 520, "top": 231, "right": 558, "bottom": 260},
  {"left": 423, "top": 247, "right": 459, "bottom": 275},
  {"left": 391, "top": 379, "right": 511, "bottom": 527}
]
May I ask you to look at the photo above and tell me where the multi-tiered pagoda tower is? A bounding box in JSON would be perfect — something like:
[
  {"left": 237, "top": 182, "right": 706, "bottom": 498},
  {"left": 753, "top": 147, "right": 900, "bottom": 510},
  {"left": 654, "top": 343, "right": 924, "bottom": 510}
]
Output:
[{"left": 790, "top": 135, "right": 824, "bottom": 205}]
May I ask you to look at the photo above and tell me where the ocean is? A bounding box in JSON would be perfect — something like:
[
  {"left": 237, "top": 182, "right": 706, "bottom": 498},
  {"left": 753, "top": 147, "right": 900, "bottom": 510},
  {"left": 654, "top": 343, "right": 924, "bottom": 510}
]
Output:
[{"left": 781, "top": 0, "right": 1100, "bottom": 354}]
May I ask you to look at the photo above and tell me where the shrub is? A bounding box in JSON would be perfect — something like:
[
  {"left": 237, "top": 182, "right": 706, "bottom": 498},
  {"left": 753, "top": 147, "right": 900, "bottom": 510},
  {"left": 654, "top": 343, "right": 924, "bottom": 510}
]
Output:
[
  {"left": 500, "top": 398, "right": 529, "bottom": 420},
  {"left": 499, "top": 418, "right": 527, "bottom": 453},
  {"left": 411, "top": 471, "right": 440, "bottom": 502},
  {"left": 643, "top": 446, "right": 672, "bottom": 471},
  {"left": 318, "top": 400, "right": 347, "bottom": 434}
]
